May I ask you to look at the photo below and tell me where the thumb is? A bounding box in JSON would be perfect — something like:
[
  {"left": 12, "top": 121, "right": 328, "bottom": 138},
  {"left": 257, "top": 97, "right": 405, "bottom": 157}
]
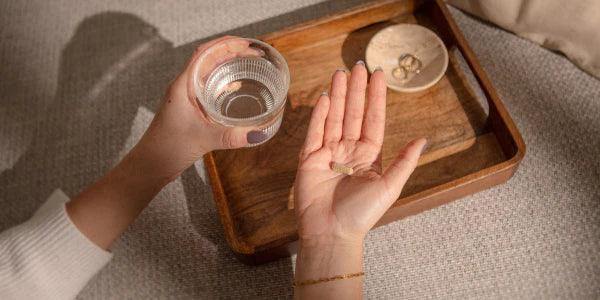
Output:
[
  {"left": 381, "top": 138, "right": 428, "bottom": 201},
  {"left": 218, "top": 126, "right": 268, "bottom": 149}
]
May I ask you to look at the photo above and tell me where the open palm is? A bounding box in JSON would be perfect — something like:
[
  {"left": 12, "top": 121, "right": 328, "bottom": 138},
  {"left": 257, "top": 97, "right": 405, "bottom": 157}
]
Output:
[{"left": 294, "top": 63, "right": 427, "bottom": 244}]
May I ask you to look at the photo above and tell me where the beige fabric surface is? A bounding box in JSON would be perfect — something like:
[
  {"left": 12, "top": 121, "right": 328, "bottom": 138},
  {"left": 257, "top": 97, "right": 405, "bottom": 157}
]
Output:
[
  {"left": 448, "top": 0, "right": 600, "bottom": 79},
  {"left": 0, "top": 0, "right": 599, "bottom": 299}
]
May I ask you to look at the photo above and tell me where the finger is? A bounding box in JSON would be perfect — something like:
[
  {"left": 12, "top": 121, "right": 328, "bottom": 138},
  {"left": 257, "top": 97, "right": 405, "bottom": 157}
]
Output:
[
  {"left": 183, "top": 35, "right": 239, "bottom": 71},
  {"left": 169, "top": 36, "right": 240, "bottom": 100},
  {"left": 182, "top": 36, "right": 265, "bottom": 102},
  {"left": 217, "top": 126, "right": 267, "bottom": 149},
  {"left": 300, "top": 92, "right": 330, "bottom": 161},
  {"left": 381, "top": 138, "right": 428, "bottom": 201},
  {"left": 361, "top": 68, "right": 387, "bottom": 146},
  {"left": 342, "top": 62, "right": 368, "bottom": 141},
  {"left": 193, "top": 39, "right": 264, "bottom": 78},
  {"left": 323, "top": 69, "right": 347, "bottom": 145},
  {"left": 196, "top": 40, "right": 256, "bottom": 77},
  {"left": 186, "top": 38, "right": 251, "bottom": 98}
]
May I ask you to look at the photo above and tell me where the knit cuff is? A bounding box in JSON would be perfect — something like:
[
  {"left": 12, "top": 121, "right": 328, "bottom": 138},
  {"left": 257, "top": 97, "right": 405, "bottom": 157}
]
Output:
[{"left": 0, "top": 189, "right": 113, "bottom": 300}]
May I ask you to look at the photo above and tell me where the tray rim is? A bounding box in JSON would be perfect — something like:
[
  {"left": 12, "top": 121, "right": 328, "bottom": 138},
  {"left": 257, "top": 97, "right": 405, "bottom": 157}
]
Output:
[{"left": 203, "top": 0, "right": 526, "bottom": 260}]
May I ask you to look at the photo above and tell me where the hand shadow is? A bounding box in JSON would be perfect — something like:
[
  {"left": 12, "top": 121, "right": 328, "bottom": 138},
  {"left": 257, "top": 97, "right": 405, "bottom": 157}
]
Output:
[
  {"left": 0, "top": 12, "right": 174, "bottom": 228},
  {"left": 1, "top": 0, "right": 375, "bottom": 297},
  {"left": 0, "top": 11, "right": 295, "bottom": 299}
]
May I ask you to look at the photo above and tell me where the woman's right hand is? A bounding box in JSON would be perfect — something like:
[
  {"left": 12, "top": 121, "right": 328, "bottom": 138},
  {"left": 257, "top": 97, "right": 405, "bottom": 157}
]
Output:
[
  {"left": 67, "top": 36, "right": 267, "bottom": 251},
  {"left": 127, "top": 36, "right": 266, "bottom": 185}
]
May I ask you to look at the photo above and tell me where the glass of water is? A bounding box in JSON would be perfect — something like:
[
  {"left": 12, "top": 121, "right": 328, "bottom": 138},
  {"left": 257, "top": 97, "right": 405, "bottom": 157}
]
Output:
[{"left": 193, "top": 37, "right": 290, "bottom": 146}]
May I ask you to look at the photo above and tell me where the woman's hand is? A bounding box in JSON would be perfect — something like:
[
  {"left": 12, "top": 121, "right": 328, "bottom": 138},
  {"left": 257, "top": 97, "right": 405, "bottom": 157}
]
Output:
[
  {"left": 128, "top": 35, "right": 267, "bottom": 185},
  {"left": 293, "top": 62, "right": 427, "bottom": 299},
  {"left": 295, "top": 62, "right": 427, "bottom": 246},
  {"left": 67, "top": 36, "right": 266, "bottom": 250}
]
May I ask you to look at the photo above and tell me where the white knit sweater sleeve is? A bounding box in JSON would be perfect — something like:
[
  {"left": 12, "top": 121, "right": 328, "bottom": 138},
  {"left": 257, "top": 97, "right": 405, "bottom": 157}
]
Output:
[{"left": 0, "top": 189, "right": 113, "bottom": 300}]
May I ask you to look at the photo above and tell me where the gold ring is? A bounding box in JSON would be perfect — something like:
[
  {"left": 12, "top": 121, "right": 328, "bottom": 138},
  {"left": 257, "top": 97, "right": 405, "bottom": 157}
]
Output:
[
  {"left": 392, "top": 66, "right": 409, "bottom": 82},
  {"left": 398, "top": 53, "right": 422, "bottom": 74}
]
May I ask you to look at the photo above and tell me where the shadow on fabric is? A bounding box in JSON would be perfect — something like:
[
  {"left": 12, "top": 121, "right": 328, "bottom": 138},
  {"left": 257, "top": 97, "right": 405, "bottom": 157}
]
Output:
[
  {"left": 0, "top": 10, "right": 297, "bottom": 298},
  {"left": 0, "top": 0, "right": 374, "bottom": 297}
]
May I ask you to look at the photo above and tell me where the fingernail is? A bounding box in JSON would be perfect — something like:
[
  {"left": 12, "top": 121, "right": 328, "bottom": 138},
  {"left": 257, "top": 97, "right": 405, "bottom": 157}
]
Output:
[
  {"left": 374, "top": 66, "right": 383, "bottom": 72},
  {"left": 321, "top": 91, "right": 329, "bottom": 96},
  {"left": 336, "top": 68, "right": 345, "bottom": 72},
  {"left": 420, "top": 140, "right": 429, "bottom": 154},
  {"left": 355, "top": 60, "right": 365, "bottom": 66},
  {"left": 249, "top": 46, "right": 266, "bottom": 57},
  {"left": 247, "top": 130, "right": 267, "bottom": 144}
]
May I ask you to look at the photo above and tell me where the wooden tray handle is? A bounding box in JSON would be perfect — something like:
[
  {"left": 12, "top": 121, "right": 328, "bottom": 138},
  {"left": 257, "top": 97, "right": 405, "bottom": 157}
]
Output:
[{"left": 427, "top": 0, "right": 525, "bottom": 159}]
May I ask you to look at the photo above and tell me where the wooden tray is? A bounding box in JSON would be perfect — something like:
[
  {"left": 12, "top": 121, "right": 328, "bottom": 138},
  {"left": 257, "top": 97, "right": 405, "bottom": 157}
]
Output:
[{"left": 204, "top": 0, "right": 525, "bottom": 264}]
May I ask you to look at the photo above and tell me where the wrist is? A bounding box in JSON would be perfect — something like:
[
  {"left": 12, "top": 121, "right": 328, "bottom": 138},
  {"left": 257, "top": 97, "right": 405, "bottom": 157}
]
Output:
[
  {"left": 299, "top": 236, "right": 363, "bottom": 255},
  {"left": 296, "top": 236, "right": 363, "bottom": 281}
]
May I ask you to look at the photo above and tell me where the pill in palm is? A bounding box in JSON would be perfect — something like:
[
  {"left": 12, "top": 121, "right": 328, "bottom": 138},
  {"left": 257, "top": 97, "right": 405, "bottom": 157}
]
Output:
[{"left": 331, "top": 162, "right": 354, "bottom": 175}]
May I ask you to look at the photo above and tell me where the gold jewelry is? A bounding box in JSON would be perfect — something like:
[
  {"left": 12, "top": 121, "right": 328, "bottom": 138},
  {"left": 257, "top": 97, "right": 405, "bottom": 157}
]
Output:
[
  {"left": 398, "top": 53, "right": 422, "bottom": 73},
  {"left": 392, "top": 66, "right": 409, "bottom": 82},
  {"left": 392, "top": 54, "right": 422, "bottom": 84},
  {"left": 292, "top": 272, "right": 365, "bottom": 287},
  {"left": 331, "top": 162, "right": 354, "bottom": 175}
]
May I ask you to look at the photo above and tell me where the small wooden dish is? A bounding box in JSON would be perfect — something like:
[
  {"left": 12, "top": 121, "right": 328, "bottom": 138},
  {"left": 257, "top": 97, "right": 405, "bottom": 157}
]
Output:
[
  {"left": 204, "top": 0, "right": 526, "bottom": 264},
  {"left": 366, "top": 23, "right": 449, "bottom": 92}
]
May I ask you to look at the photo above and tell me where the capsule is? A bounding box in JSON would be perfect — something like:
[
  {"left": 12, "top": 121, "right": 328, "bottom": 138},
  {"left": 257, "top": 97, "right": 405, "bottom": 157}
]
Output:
[{"left": 331, "top": 162, "right": 354, "bottom": 175}]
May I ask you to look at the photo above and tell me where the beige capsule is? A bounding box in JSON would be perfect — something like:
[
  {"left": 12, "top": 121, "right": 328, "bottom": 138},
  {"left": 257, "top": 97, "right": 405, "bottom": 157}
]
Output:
[{"left": 331, "top": 162, "right": 354, "bottom": 175}]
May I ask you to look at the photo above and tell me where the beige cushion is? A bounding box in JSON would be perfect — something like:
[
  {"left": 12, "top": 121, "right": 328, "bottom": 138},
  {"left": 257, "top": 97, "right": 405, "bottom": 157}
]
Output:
[{"left": 447, "top": 0, "right": 600, "bottom": 79}]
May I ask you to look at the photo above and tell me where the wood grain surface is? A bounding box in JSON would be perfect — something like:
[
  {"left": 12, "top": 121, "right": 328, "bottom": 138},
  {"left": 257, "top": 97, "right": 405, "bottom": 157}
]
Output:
[{"left": 204, "top": 0, "right": 525, "bottom": 264}]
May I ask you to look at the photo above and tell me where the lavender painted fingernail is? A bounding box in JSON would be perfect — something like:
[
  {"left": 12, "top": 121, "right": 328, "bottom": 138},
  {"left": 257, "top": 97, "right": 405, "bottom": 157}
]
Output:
[
  {"left": 420, "top": 140, "right": 429, "bottom": 154},
  {"left": 247, "top": 130, "right": 267, "bottom": 144},
  {"left": 321, "top": 91, "right": 329, "bottom": 96},
  {"left": 355, "top": 60, "right": 365, "bottom": 66},
  {"left": 336, "top": 68, "right": 345, "bottom": 72},
  {"left": 374, "top": 66, "right": 383, "bottom": 72}
]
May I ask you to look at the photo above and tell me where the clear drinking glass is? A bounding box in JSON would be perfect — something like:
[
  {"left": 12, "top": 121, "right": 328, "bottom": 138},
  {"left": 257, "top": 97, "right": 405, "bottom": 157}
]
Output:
[{"left": 193, "top": 37, "right": 290, "bottom": 146}]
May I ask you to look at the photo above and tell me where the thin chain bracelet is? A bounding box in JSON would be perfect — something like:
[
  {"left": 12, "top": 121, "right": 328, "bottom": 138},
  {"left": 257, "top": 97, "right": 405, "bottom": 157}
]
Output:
[{"left": 292, "top": 272, "right": 364, "bottom": 287}]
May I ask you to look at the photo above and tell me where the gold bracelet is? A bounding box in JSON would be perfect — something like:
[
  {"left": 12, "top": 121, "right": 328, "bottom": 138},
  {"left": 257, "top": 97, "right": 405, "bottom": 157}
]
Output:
[{"left": 292, "top": 272, "right": 365, "bottom": 287}]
